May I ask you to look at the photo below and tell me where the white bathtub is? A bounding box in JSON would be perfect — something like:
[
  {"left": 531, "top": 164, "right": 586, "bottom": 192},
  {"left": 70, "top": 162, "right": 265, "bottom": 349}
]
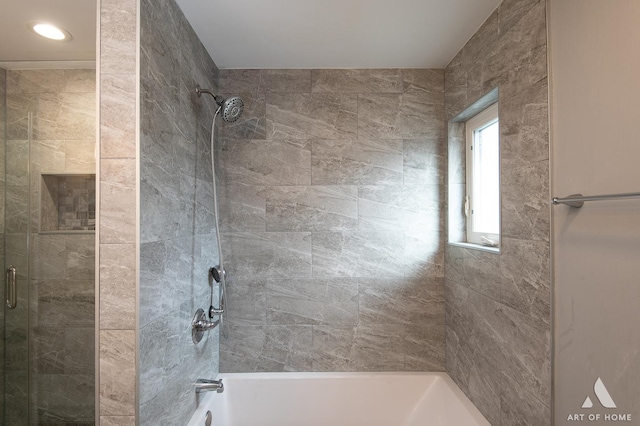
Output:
[{"left": 187, "top": 372, "right": 490, "bottom": 426}]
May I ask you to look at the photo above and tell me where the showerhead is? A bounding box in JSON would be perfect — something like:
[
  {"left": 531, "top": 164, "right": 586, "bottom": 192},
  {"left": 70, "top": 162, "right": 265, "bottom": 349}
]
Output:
[
  {"left": 195, "top": 85, "right": 244, "bottom": 123},
  {"left": 220, "top": 96, "right": 244, "bottom": 123}
]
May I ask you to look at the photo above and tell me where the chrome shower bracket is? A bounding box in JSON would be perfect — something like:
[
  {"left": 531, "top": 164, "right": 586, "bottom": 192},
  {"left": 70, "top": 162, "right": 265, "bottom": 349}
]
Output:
[{"left": 210, "top": 266, "right": 225, "bottom": 283}]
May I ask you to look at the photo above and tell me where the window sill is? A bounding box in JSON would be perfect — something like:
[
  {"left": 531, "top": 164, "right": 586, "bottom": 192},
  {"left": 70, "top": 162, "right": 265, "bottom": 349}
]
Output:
[{"left": 448, "top": 241, "right": 500, "bottom": 254}]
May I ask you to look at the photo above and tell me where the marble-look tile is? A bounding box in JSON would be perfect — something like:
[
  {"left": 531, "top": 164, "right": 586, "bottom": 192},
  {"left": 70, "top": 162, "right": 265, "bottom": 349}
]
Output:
[
  {"left": 311, "top": 69, "right": 402, "bottom": 93},
  {"left": 66, "top": 139, "right": 96, "bottom": 172},
  {"left": 221, "top": 232, "right": 312, "bottom": 279},
  {"left": 402, "top": 69, "right": 444, "bottom": 100},
  {"left": 311, "top": 139, "right": 403, "bottom": 185},
  {"left": 219, "top": 93, "right": 267, "bottom": 140},
  {"left": 218, "top": 69, "right": 261, "bottom": 94},
  {"left": 6, "top": 69, "right": 66, "bottom": 94},
  {"left": 445, "top": 283, "right": 503, "bottom": 425},
  {"left": 220, "top": 325, "right": 269, "bottom": 372},
  {"left": 359, "top": 277, "right": 443, "bottom": 331},
  {"left": 100, "top": 330, "right": 136, "bottom": 416},
  {"left": 100, "top": 158, "right": 136, "bottom": 244},
  {"left": 266, "top": 278, "right": 358, "bottom": 326},
  {"left": 100, "top": 244, "right": 136, "bottom": 329},
  {"left": 31, "top": 139, "right": 66, "bottom": 175},
  {"left": 461, "top": 11, "right": 500, "bottom": 87},
  {"left": 311, "top": 231, "right": 404, "bottom": 278},
  {"left": 265, "top": 185, "right": 357, "bottom": 232},
  {"left": 447, "top": 279, "right": 550, "bottom": 418},
  {"left": 5, "top": 185, "right": 29, "bottom": 233},
  {"left": 138, "top": 318, "right": 168, "bottom": 406},
  {"left": 66, "top": 234, "right": 95, "bottom": 280},
  {"left": 63, "top": 327, "right": 95, "bottom": 374},
  {"left": 404, "top": 231, "right": 444, "bottom": 279},
  {"left": 358, "top": 94, "right": 444, "bottom": 139},
  {"left": 37, "top": 280, "right": 94, "bottom": 327},
  {"left": 101, "top": 73, "right": 136, "bottom": 158},
  {"left": 6, "top": 93, "right": 36, "bottom": 141},
  {"left": 266, "top": 93, "right": 358, "bottom": 139},
  {"left": 502, "top": 160, "right": 550, "bottom": 242},
  {"left": 444, "top": 2, "right": 550, "bottom": 422},
  {"left": 226, "top": 277, "right": 266, "bottom": 325},
  {"left": 219, "top": 183, "right": 266, "bottom": 232},
  {"left": 447, "top": 122, "right": 466, "bottom": 185},
  {"left": 500, "top": 78, "right": 549, "bottom": 168},
  {"left": 404, "top": 323, "right": 446, "bottom": 371},
  {"left": 446, "top": 245, "right": 501, "bottom": 301},
  {"left": 310, "top": 326, "right": 356, "bottom": 371},
  {"left": 33, "top": 326, "right": 65, "bottom": 374},
  {"left": 220, "top": 325, "right": 313, "bottom": 372},
  {"left": 403, "top": 138, "right": 446, "bottom": 186},
  {"left": 101, "top": 416, "right": 136, "bottom": 426},
  {"left": 352, "top": 326, "right": 405, "bottom": 371},
  {"left": 31, "top": 234, "right": 68, "bottom": 281},
  {"left": 5, "top": 140, "right": 29, "bottom": 187},
  {"left": 100, "top": 0, "right": 138, "bottom": 75},
  {"left": 5, "top": 327, "right": 28, "bottom": 373},
  {"left": 498, "top": 0, "right": 543, "bottom": 36},
  {"left": 58, "top": 93, "right": 96, "bottom": 140},
  {"left": 36, "top": 374, "right": 94, "bottom": 422},
  {"left": 357, "top": 93, "right": 401, "bottom": 139},
  {"left": 5, "top": 372, "right": 28, "bottom": 424},
  {"left": 64, "top": 69, "right": 96, "bottom": 93},
  {"left": 35, "top": 92, "right": 94, "bottom": 140},
  {"left": 448, "top": 184, "right": 467, "bottom": 242},
  {"left": 139, "top": 141, "right": 195, "bottom": 244},
  {"left": 500, "top": 237, "right": 550, "bottom": 323},
  {"left": 358, "top": 184, "right": 443, "bottom": 233},
  {"left": 501, "top": 372, "right": 551, "bottom": 426},
  {"left": 259, "top": 69, "right": 311, "bottom": 93},
  {"left": 493, "top": 303, "right": 551, "bottom": 404},
  {"left": 495, "top": 2, "right": 547, "bottom": 80},
  {"left": 220, "top": 139, "right": 311, "bottom": 185}
]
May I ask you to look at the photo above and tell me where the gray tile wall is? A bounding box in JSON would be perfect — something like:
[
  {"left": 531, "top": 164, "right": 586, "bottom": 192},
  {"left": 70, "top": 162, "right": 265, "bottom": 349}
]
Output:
[
  {"left": 218, "top": 68, "right": 446, "bottom": 372},
  {"left": 138, "top": 0, "right": 221, "bottom": 424},
  {"left": 4, "top": 68, "right": 96, "bottom": 425},
  {"left": 444, "top": 1, "right": 551, "bottom": 424}
]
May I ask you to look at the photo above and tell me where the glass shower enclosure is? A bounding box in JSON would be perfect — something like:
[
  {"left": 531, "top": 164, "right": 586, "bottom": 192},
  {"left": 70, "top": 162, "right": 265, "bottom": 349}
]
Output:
[{"left": 1, "top": 67, "right": 96, "bottom": 425}]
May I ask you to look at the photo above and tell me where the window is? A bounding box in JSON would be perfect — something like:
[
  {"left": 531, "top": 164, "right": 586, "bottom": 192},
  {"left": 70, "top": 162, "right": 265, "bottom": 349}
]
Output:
[{"left": 465, "top": 102, "right": 500, "bottom": 247}]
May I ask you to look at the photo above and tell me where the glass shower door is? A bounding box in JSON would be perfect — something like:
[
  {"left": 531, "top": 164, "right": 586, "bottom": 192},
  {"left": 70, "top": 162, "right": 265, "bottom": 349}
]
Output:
[{"left": 2, "top": 68, "right": 97, "bottom": 425}]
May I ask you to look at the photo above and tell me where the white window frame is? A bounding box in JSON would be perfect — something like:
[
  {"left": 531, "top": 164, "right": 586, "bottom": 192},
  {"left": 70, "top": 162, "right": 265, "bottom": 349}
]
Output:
[{"left": 465, "top": 102, "right": 500, "bottom": 247}]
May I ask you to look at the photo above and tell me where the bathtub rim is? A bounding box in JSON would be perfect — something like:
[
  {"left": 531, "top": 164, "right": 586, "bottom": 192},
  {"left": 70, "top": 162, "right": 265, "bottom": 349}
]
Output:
[{"left": 189, "top": 371, "right": 490, "bottom": 426}]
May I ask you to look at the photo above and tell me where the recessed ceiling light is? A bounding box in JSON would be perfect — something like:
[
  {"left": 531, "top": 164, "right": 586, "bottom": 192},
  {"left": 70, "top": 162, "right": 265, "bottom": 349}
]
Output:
[{"left": 27, "top": 21, "right": 72, "bottom": 41}]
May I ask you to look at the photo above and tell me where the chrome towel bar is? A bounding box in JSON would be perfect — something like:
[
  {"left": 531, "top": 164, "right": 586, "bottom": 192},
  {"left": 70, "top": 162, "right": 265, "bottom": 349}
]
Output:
[{"left": 552, "top": 192, "right": 640, "bottom": 208}]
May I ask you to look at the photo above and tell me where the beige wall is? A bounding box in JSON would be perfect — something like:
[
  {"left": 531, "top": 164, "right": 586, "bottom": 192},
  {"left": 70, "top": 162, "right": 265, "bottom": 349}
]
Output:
[{"left": 550, "top": 0, "right": 640, "bottom": 424}]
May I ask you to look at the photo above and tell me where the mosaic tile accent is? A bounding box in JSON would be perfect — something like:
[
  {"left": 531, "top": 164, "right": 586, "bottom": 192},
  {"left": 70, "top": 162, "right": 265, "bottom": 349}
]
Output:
[{"left": 41, "top": 174, "right": 96, "bottom": 231}]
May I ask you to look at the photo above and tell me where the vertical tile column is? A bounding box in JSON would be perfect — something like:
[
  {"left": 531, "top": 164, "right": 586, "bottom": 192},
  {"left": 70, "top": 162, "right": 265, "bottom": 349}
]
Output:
[{"left": 98, "top": 0, "right": 138, "bottom": 424}]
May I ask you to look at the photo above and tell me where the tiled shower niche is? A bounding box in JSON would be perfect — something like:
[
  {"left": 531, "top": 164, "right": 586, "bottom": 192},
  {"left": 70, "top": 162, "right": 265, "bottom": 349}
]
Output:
[{"left": 41, "top": 174, "right": 96, "bottom": 232}]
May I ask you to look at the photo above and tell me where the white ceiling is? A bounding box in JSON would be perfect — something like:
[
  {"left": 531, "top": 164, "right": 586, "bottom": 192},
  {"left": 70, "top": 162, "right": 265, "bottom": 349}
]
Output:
[
  {"left": 0, "top": 0, "right": 501, "bottom": 69},
  {"left": 176, "top": 0, "right": 502, "bottom": 69},
  {"left": 0, "top": 0, "right": 96, "bottom": 63}
]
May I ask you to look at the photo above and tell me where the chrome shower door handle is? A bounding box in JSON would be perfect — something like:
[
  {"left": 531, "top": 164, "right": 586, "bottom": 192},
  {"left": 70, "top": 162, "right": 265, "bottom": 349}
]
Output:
[{"left": 6, "top": 265, "right": 16, "bottom": 309}]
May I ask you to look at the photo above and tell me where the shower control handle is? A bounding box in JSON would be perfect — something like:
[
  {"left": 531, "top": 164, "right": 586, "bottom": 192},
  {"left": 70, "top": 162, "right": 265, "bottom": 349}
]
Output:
[{"left": 6, "top": 265, "right": 16, "bottom": 309}]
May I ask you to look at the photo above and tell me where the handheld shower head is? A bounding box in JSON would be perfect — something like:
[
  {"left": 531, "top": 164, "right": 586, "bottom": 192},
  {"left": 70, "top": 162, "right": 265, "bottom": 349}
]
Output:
[{"left": 195, "top": 85, "right": 244, "bottom": 123}]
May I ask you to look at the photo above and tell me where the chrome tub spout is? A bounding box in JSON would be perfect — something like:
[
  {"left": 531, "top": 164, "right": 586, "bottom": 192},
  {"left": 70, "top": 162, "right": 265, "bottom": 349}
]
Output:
[{"left": 195, "top": 379, "right": 224, "bottom": 394}]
